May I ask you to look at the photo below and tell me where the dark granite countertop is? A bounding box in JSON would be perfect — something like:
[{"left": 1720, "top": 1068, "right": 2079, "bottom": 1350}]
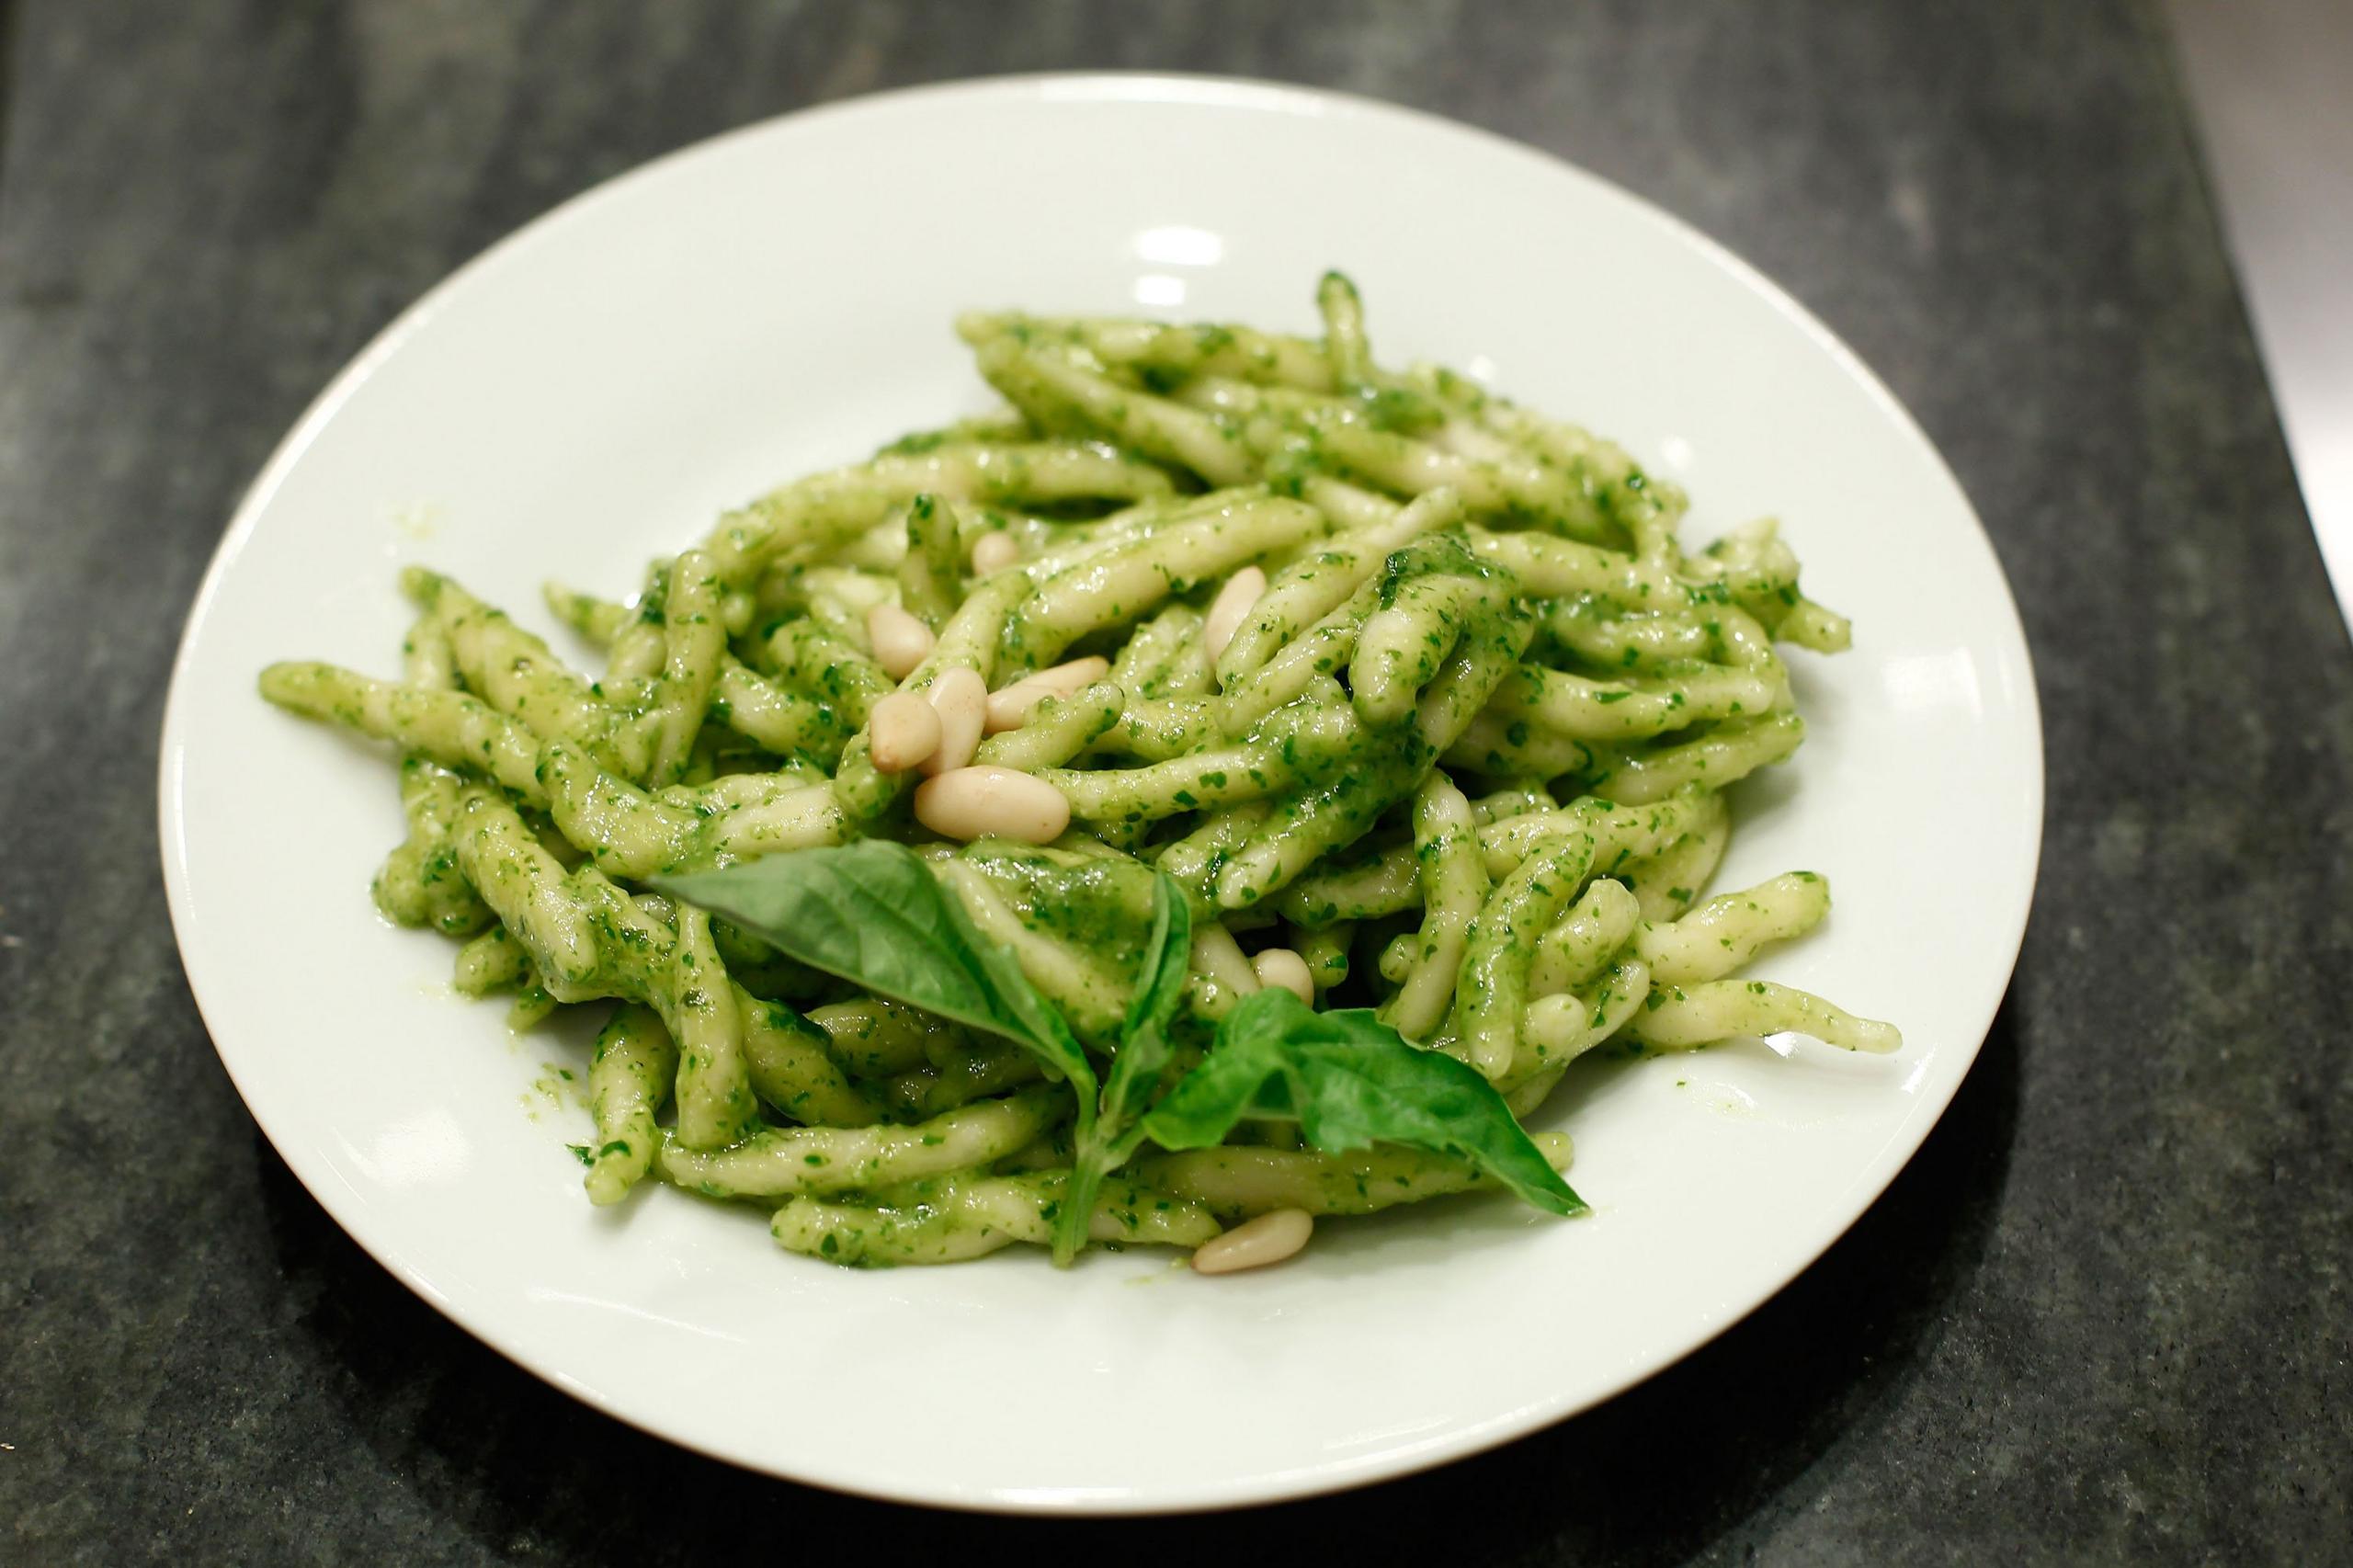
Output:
[{"left": 3, "top": 2, "right": 2347, "bottom": 1562}]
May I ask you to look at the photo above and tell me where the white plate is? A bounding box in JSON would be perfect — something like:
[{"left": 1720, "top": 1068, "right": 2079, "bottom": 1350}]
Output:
[{"left": 159, "top": 74, "right": 2041, "bottom": 1513}]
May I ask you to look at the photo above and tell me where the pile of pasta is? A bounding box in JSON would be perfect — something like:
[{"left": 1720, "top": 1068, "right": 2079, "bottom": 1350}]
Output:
[{"left": 263, "top": 276, "right": 1897, "bottom": 1270}]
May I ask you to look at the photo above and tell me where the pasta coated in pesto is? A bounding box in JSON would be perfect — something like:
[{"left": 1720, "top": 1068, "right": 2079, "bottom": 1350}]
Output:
[{"left": 260, "top": 277, "right": 1897, "bottom": 1271}]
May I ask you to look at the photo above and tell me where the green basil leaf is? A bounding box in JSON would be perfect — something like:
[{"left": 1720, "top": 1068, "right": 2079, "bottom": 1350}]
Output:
[
  {"left": 653, "top": 843, "right": 1097, "bottom": 1107},
  {"left": 1142, "top": 988, "right": 1584, "bottom": 1216},
  {"left": 1102, "top": 873, "right": 1193, "bottom": 1133},
  {"left": 1054, "top": 872, "right": 1191, "bottom": 1264}
]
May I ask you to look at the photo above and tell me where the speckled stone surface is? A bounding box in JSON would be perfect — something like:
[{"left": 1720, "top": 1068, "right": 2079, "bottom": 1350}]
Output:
[{"left": 3, "top": 1, "right": 2347, "bottom": 1562}]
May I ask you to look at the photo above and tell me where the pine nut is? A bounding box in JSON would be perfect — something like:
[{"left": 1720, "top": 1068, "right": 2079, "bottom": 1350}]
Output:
[
  {"left": 919, "top": 666, "right": 986, "bottom": 777},
  {"left": 867, "top": 602, "right": 936, "bottom": 680},
  {"left": 912, "top": 765, "right": 1072, "bottom": 844},
  {"left": 971, "top": 531, "right": 1020, "bottom": 575},
  {"left": 867, "top": 689, "right": 941, "bottom": 773},
  {"left": 1202, "top": 565, "right": 1267, "bottom": 665},
  {"left": 1191, "top": 1209, "right": 1313, "bottom": 1275},
  {"left": 1249, "top": 948, "right": 1314, "bottom": 1004},
  {"left": 983, "top": 655, "right": 1111, "bottom": 733}
]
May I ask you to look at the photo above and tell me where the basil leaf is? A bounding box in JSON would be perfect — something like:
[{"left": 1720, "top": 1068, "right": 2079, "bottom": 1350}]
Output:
[
  {"left": 654, "top": 841, "right": 1097, "bottom": 1108},
  {"left": 1054, "top": 873, "right": 1190, "bottom": 1264},
  {"left": 1142, "top": 988, "right": 1585, "bottom": 1216},
  {"left": 1102, "top": 873, "right": 1193, "bottom": 1134}
]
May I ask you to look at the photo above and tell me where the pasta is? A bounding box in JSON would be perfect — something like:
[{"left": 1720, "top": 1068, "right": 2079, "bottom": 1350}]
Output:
[{"left": 261, "top": 276, "right": 1897, "bottom": 1274}]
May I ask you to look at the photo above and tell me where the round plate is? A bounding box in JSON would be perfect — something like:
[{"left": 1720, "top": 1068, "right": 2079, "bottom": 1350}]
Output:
[{"left": 159, "top": 74, "right": 2041, "bottom": 1513}]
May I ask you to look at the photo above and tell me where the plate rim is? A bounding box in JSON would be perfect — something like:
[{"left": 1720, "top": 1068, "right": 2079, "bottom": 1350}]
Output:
[{"left": 156, "top": 69, "right": 2046, "bottom": 1514}]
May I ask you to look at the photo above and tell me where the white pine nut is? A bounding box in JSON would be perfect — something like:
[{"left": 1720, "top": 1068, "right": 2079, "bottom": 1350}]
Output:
[
  {"left": 866, "top": 689, "right": 941, "bottom": 773},
  {"left": 919, "top": 666, "right": 986, "bottom": 777},
  {"left": 866, "top": 602, "right": 936, "bottom": 681},
  {"left": 1191, "top": 1208, "right": 1313, "bottom": 1276},
  {"left": 912, "top": 765, "right": 1072, "bottom": 844},
  {"left": 983, "top": 655, "right": 1111, "bottom": 733},
  {"left": 1249, "top": 948, "right": 1315, "bottom": 1004},
  {"left": 981, "top": 686, "right": 1041, "bottom": 734},
  {"left": 971, "top": 531, "right": 1020, "bottom": 575},
  {"left": 1201, "top": 565, "right": 1267, "bottom": 665}
]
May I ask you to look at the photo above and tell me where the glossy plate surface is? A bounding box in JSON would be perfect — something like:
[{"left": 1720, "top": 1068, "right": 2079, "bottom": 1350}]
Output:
[{"left": 159, "top": 74, "right": 2041, "bottom": 1513}]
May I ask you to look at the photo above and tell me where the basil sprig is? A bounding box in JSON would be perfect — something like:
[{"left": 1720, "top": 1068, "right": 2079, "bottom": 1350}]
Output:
[
  {"left": 1145, "top": 988, "right": 1584, "bottom": 1216},
  {"left": 1055, "top": 872, "right": 1191, "bottom": 1262},
  {"left": 658, "top": 843, "right": 1580, "bottom": 1265}
]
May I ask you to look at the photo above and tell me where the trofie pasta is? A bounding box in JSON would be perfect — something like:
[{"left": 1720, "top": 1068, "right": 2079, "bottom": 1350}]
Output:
[{"left": 260, "top": 276, "right": 1898, "bottom": 1274}]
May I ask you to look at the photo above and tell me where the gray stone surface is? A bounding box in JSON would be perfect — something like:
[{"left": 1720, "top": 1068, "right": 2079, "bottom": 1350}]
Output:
[{"left": 3, "top": 1, "right": 2347, "bottom": 1562}]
